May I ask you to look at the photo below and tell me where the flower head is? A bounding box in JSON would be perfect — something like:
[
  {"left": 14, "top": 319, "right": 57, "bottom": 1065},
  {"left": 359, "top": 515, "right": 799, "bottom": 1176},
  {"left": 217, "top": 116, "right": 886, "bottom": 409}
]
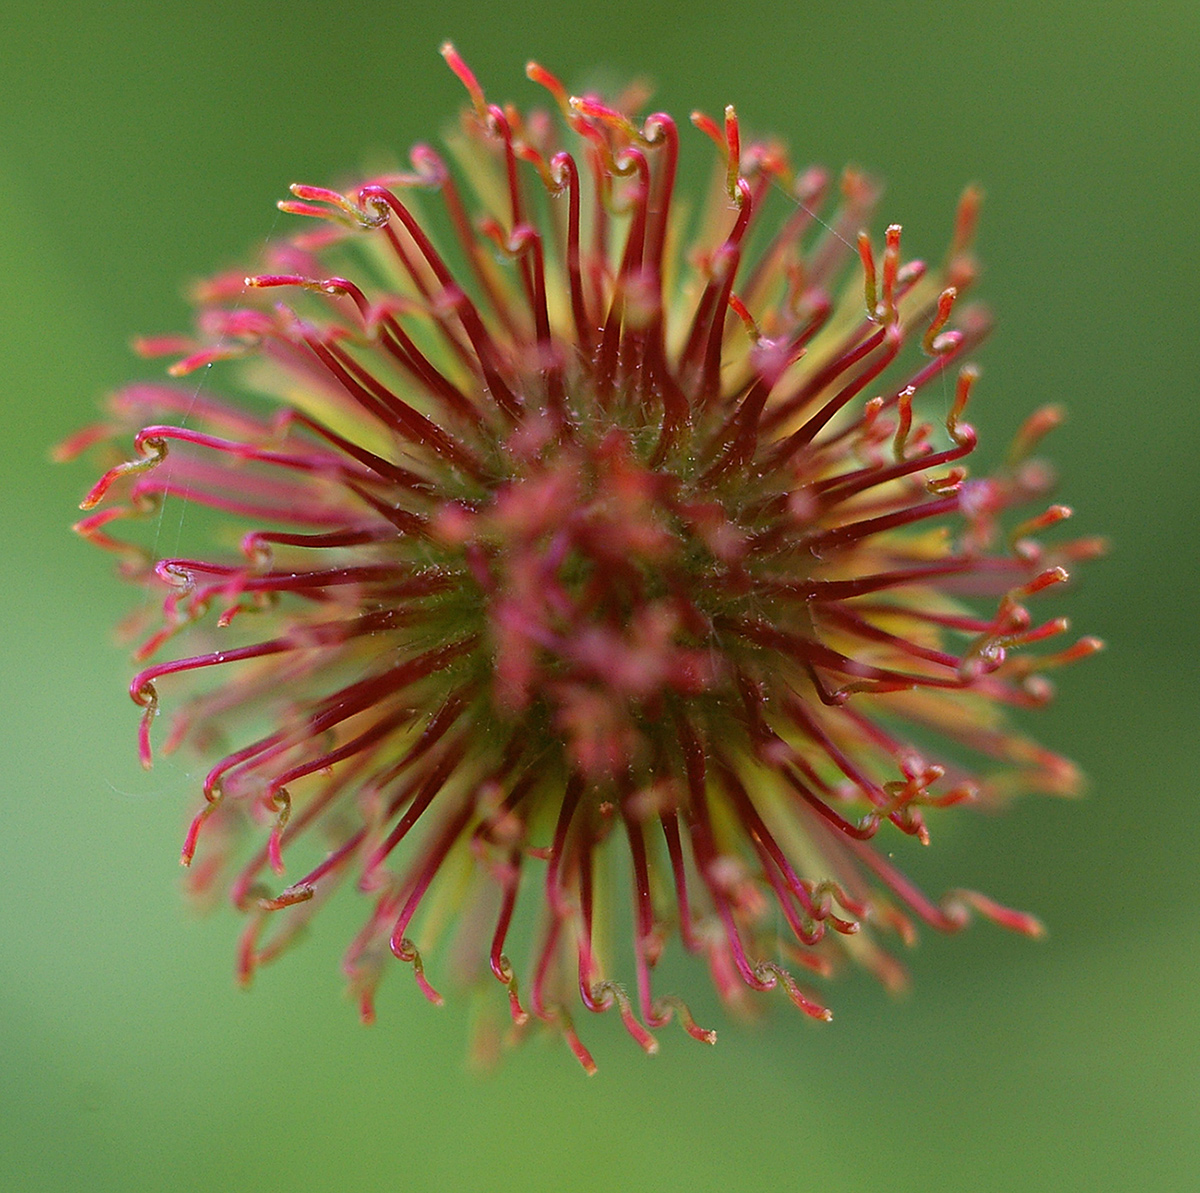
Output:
[{"left": 68, "top": 47, "right": 1101, "bottom": 1070}]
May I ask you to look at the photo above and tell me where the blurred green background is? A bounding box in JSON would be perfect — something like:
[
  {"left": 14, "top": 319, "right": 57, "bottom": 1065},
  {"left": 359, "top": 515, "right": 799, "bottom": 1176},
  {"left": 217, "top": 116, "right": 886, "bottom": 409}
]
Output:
[{"left": 2, "top": 1, "right": 1196, "bottom": 1189}]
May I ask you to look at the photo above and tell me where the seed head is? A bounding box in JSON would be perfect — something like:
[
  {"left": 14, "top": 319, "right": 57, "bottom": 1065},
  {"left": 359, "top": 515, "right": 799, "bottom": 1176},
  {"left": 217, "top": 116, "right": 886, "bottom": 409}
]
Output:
[{"left": 67, "top": 47, "right": 1102, "bottom": 1071}]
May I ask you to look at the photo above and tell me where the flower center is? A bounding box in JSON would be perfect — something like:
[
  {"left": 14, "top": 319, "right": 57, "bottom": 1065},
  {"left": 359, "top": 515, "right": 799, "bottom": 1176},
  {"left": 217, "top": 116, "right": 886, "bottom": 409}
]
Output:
[{"left": 428, "top": 402, "right": 807, "bottom": 781}]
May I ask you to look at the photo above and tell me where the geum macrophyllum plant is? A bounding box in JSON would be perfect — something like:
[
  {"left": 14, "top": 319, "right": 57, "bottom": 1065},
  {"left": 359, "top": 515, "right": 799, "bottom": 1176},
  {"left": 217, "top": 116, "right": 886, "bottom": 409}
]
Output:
[{"left": 66, "top": 46, "right": 1102, "bottom": 1071}]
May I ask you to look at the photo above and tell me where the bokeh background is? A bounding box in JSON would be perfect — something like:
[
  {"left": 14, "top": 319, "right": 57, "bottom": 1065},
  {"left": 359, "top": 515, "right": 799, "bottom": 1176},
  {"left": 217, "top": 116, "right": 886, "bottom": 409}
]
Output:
[{"left": 3, "top": 1, "right": 1196, "bottom": 1190}]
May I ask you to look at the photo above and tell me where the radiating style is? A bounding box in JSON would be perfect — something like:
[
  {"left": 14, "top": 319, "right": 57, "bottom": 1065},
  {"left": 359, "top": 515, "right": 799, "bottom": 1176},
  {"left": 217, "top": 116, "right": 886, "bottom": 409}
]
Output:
[{"left": 67, "top": 46, "right": 1101, "bottom": 1070}]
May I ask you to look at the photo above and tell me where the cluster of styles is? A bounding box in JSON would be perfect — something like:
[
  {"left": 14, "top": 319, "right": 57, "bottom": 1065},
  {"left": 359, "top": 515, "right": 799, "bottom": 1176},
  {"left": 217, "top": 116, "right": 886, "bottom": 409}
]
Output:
[{"left": 67, "top": 46, "right": 1101, "bottom": 1071}]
